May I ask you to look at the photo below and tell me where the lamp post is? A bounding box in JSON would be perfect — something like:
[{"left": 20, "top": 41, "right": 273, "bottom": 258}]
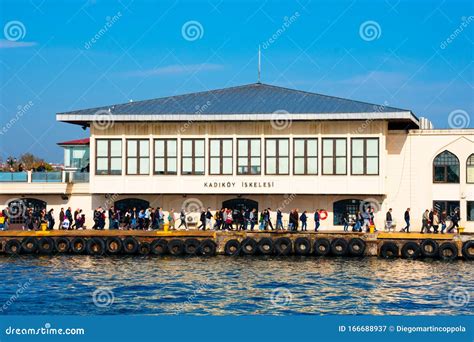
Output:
[{"left": 6, "top": 156, "right": 17, "bottom": 170}]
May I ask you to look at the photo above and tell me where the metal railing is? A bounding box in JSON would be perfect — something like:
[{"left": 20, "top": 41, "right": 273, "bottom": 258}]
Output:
[{"left": 31, "top": 171, "right": 62, "bottom": 183}]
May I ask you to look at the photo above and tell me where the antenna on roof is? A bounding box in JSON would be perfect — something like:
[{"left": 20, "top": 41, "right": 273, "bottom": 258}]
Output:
[{"left": 257, "top": 45, "right": 261, "bottom": 84}]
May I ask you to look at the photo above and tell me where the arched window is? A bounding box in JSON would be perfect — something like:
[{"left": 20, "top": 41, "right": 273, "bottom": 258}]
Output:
[
  {"left": 222, "top": 198, "right": 258, "bottom": 216},
  {"left": 467, "top": 154, "right": 474, "bottom": 184},
  {"left": 433, "top": 151, "right": 459, "bottom": 183},
  {"left": 114, "top": 198, "right": 150, "bottom": 213}
]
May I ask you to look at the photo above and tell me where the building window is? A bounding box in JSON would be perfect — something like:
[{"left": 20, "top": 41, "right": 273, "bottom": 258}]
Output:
[
  {"left": 433, "top": 200, "right": 460, "bottom": 219},
  {"left": 265, "top": 138, "right": 289, "bottom": 175},
  {"left": 351, "top": 138, "right": 379, "bottom": 175},
  {"left": 209, "top": 139, "right": 233, "bottom": 175},
  {"left": 154, "top": 139, "right": 177, "bottom": 175},
  {"left": 96, "top": 139, "right": 122, "bottom": 175},
  {"left": 467, "top": 154, "right": 474, "bottom": 184},
  {"left": 126, "top": 139, "right": 149, "bottom": 175},
  {"left": 433, "top": 150, "right": 459, "bottom": 183},
  {"left": 322, "top": 138, "right": 346, "bottom": 175},
  {"left": 467, "top": 201, "right": 474, "bottom": 221},
  {"left": 333, "top": 199, "right": 362, "bottom": 225},
  {"left": 237, "top": 139, "right": 261, "bottom": 175},
  {"left": 294, "top": 138, "right": 318, "bottom": 175},
  {"left": 181, "top": 139, "right": 205, "bottom": 175}
]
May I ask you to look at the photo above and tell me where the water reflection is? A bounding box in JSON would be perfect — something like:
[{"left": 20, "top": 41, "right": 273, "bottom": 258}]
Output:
[{"left": 0, "top": 256, "right": 472, "bottom": 315}]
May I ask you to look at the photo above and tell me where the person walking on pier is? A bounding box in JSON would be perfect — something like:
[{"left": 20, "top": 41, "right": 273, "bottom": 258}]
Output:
[
  {"left": 58, "top": 208, "right": 65, "bottom": 229},
  {"left": 300, "top": 211, "right": 308, "bottom": 231},
  {"left": 267, "top": 208, "right": 274, "bottom": 230},
  {"left": 432, "top": 210, "right": 440, "bottom": 233},
  {"left": 440, "top": 210, "right": 447, "bottom": 233},
  {"left": 314, "top": 210, "right": 320, "bottom": 232},
  {"left": 447, "top": 208, "right": 460, "bottom": 233},
  {"left": 198, "top": 210, "right": 206, "bottom": 230},
  {"left": 249, "top": 208, "right": 257, "bottom": 231},
  {"left": 66, "top": 207, "right": 73, "bottom": 228},
  {"left": 168, "top": 209, "right": 175, "bottom": 230},
  {"left": 343, "top": 211, "right": 349, "bottom": 232},
  {"left": 421, "top": 209, "right": 430, "bottom": 233},
  {"left": 205, "top": 208, "right": 212, "bottom": 230},
  {"left": 401, "top": 208, "right": 410, "bottom": 232},
  {"left": 178, "top": 209, "right": 188, "bottom": 230},
  {"left": 47, "top": 208, "right": 55, "bottom": 230},
  {"left": 385, "top": 208, "right": 393, "bottom": 232},
  {"left": 276, "top": 209, "right": 283, "bottom": 230},
  {"left": 243, "top": 208, "right": 250, "bottom": 230}
]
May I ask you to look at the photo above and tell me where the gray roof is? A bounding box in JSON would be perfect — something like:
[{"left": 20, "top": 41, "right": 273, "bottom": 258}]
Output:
[{"left": 58, "top": 83, "right": 410, "bottom": 115}]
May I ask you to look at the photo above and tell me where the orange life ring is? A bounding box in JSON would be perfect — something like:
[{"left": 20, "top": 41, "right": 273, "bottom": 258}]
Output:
[{"left": 319, "top": 210, "right": 328, "bottom": 220}]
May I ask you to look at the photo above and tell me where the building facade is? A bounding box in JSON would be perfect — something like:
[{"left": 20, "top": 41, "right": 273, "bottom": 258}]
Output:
[{"left": 1, "top": 83, "right": 473, "bottom": 230}]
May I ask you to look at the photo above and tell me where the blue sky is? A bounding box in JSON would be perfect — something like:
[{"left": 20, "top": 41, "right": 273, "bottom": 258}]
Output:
[{"left": 0, "top": 0, "right": 473, "bottom": 162}]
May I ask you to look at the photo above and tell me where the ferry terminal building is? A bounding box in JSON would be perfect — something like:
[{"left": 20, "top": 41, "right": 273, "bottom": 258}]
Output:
[{"left": 1, "top": 83, "right": 473, "bottom": 231}]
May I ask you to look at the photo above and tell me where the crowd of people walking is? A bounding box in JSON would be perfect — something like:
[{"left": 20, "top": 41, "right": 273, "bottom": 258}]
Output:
[{"left": 0, "top": 204, "right": 463, "bottom": 233}]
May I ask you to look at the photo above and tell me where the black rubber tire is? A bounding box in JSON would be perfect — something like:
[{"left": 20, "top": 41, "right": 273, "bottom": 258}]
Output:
[
  {"left": 5, "top": 239, "right": 21, "bottom": 255},
  {"left": 122, "top": 237, "right": 139, "bottom": 254},
  {"left": 38, "top": 237, "right": 55, "bottom": 254},
  {"left": 314, "top": 238, "right": 331, "bottom": 256},
  {"left": 439, "top": 242, "right": 458, "bottom": 261},
  {"left": 55, "top": 237, "right": 70, "bottom": 253},
  {"left": 420, "top": 239, "right": 439, "bottom": 258},
  {"left": 71, "top": 237, "right": 87, "bottom": 254},
  {"left": 21, "top": 237, "right": 38, "bottom": 254},
  {"left": 224, "top": 239, "right": 240, "bottom": 256},
  {"left": 331, "top": 238, "right": 348, "bottom": 256},
  {"left": 379, "top": 242, "right": 399, "bottom": 259},
  {"left": 199, "top": 239, "right": 217, "bottom": 256},
  {"left": 258, "top": 238, "right": 274, "bottom": 255},
  {"left": 294, "top": 237, "right": 311, "bottom": 255},
  {"left": 401, "top": 241, "right": 421, "bottom": 259},
  {"left": 184, "top": 238, "right": 201, "bottom": 255},
  {"left": 86, "top": 237, "right": 105, "bottom": 255},
  {"left": 274, "top": 237, "right": 292, "bottom": 256},
  {"left": 462, "top": 240, "right": 474, "bottom": 260},
  {"left": 105, "top": 237, "right": 122, "bottom": 255},
  {"left": 241, "top": 238, "right": 257, "bottom": 255},
  {"left": 168, "top": 239, "right": 184, "bottom": 256},
  {"left": 138, "top": 242, "right": 151, "bottom": 255},
  {"left": 150, "top": 239, "right": 167, "bottom": 255},
  {"left": 348, "top": 238, "right": 366, "bottom": 257}
]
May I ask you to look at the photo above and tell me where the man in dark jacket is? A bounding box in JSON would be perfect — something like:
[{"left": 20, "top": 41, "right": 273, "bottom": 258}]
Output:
[
  {"left": 314, "top": 210, "right": 320, "bottom": 231},
  {"left": 401, "top": 208, "right": 410, "bottom": 232},
  {"left": 385, "top": 208, "right": 393, "bottom": 231}
]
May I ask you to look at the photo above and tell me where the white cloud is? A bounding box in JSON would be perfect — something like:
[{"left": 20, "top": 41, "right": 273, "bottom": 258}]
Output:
[
  {"left": 119, "top": 63, "right": 224, "bottom": 77},
  {"left": 0, "top": 39, "right": 37, "bottom": 49}
]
